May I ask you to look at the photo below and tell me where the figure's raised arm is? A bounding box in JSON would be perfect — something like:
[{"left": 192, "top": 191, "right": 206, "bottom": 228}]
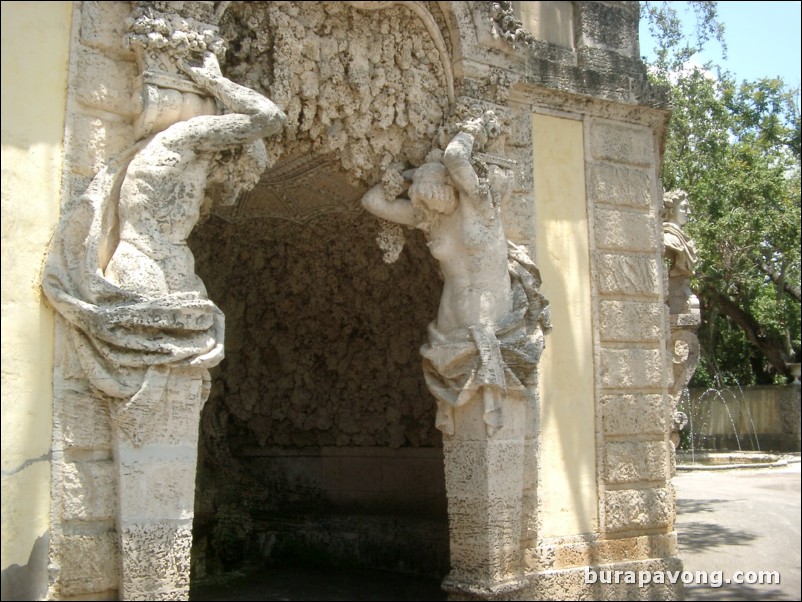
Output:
[
  {"left": 165, "top": 52, "right": 286, "bottom": 150},
  {"left": 443, "top": 129, "right": 481, "bottom": 198},
  {"left": 361, "top": 182, "right": 417, "bottom": 227}
]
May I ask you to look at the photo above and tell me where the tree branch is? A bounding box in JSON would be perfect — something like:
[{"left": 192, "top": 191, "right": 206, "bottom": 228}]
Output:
[
  {"left": 701, "top": 285, "right": 792, "bottom": 376},
  {"left": 761, "top": 263, "right": 802, "bottom": 303}
]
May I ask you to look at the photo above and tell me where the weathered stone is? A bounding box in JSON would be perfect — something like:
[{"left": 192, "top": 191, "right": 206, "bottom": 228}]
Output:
[
  {"left": 594, "top": 207, "right": 658, "bottom": 252},
  {"left": 589, "top": 120, "right": 654, "bottom": 166},
  {"left": 79, "top": 1, "right": 135, "bottom": 58},
  {"left": 53, "top": 531, "right": 118, "bottom": 597},
  {"left": 663, "top": 189, "right": 701, "bottom": 447},
  {"left": 596, "top": 253, "right": 660, "bottom": 297},
  {"left": 599, "top": 300, "right": 663, "bottom": 342},
  {"left": 58, "top": 387, "right": 113, "bottom": 451},
  {"left": 587, "top": 162, "right": 653, "bottom": 209},
  {"left": 17, "top": 1, "right": 681, "bottom": 600},
  {"left": 61, "top": 459, "right": 115, "bottom": 521},
  {"left": 119, "top": 522, "right": 193, "bottom": 601},
  {"left": 528, "top": 532, "right": 678, "bottom": 571},
  {"left": 66, "top": 113, "right": 135, "bottom": 177},
  {"left": 604, "top": 440, "right": 669, "bottom": 484},
  {"left": 604, "top": 487, "right": 673, "bottom": 532},
  {"left": 443, "top": 439, "right": 526, "bottom": 498},
  {"left": 601, "top": 347, "right": 665, "bottom": 389},
  {"left": 601, "top": 394, "right": 668, "bottom": 436},
  {"left": 74, "top": 46, "right": 136, "bottom": 116}
]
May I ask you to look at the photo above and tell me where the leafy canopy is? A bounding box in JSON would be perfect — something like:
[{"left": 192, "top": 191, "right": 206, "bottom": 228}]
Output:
[{"left": 641, "top": 1, "right": 801, "bottom": 386}]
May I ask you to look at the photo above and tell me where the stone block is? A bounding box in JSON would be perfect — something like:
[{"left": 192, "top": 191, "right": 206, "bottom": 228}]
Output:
[
  {"left": 112, "top": 369, "right": 205, "bottom": 448},
  {"left": 117, "top": 453, "right": 198, "bottom": 521},
  {"left": 596, "top": 253, "right": 660, "bottom": 297},
  {"left": 601, "top": 347, "right": 664, "bottom": 389},
  {"left": 529, "top": 532, "right": 677, "bottom": 571},
  {"left": 67, "top": 113, "right": 135, "bottom": 177},
  {"left": 601, "top": 394, "right": 667, "bottom": 436},
  {"left": 61, "top": 458, "right": 116, "bottom": 521},
  {"left": 443, "top": 439, "right": 525, "bottom": 499},
  {"left": 54, "top": 531, "right": 119, "bottom": 597},
  {"left": 594, "top": 207, "right": 658, "bottom": 252},
  {"left": 446, "top": 496, "right": 522, "bottom": 549},
  {"left": 74, "top": 46, "right": 136, "bottom": 116},
  {"left": 58, "top": 387, "right": 113, "bottom": 451},
  {"left": 119, "top": 522, "right": 192, "bottom": 600},
  {"left": 575, "top": 1, "right": 639, "bottom": 57},
  {"left": 604, "top": 487, "right": 673, "bottom": 532},
  {"left": 587, "top": 162, "right": 653, "bottom": 209},
  {"left": 446, "top": 496, "right": 523, "bottom": 586},
  {"left": 598, "top": 300, "right": 663, "bottom": 342},
  {"left": 589, "top": 120, "right": 653, "bottom": 166},
  {"left": 604, "top": 441, "right": 669, "bottom": 484},
  {"left": 79, "top": 1, "right": 135, "bottom": 58}
]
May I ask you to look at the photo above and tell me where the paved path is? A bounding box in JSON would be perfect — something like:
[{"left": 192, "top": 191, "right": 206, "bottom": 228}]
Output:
[
  {"left": 192, "top": 459, "right": 801, "bottom": 601},
  {"left": 673, "top": 459, "right": 801, "bottom": 601}
]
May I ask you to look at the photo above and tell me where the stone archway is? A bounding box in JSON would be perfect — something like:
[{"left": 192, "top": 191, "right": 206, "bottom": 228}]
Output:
[
  {"left": 187, "top": 0, "right": 462, "bottom": 583},
  {"left": 188, "top": 196, "right": 450, "bottom": 578}
]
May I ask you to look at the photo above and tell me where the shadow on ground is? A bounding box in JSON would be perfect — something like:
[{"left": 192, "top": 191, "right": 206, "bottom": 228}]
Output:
[
  {"left": 677, "top": 520, "right": 758, "bottom": 552},
  {"left": 684, "top": 582, "right": 786, "bottom": 601}
]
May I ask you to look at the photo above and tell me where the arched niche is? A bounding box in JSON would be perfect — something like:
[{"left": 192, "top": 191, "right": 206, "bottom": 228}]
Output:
[{"left": 188, "top": 0, "right": 457, "bottom": 579}]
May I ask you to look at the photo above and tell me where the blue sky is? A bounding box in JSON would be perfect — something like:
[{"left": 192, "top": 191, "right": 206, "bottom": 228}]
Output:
[{"left": 639, "top": 1, "right": 802, "bottom": 88}]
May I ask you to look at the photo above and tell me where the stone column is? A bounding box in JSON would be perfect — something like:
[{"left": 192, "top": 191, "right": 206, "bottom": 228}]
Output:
[
  {"left": 441, "top": 396, "right": 529, "bottom": 599},
  {"left": 111, "top": 368, "right": 209, "bottom": 600}
]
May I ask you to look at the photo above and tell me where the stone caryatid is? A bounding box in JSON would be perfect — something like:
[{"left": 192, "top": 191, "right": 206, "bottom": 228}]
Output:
[
  {"left": 662, "top": 189, "right": 701, "bottom": 448},
  {"left": 43, "top": 41, "right": 285, "bottom": 444},
  {"left": 362, "top": 107, "right": 550, "bottom": 438},
  {"left": 42, "top": 2, "right": 285, "bottom": 599}
]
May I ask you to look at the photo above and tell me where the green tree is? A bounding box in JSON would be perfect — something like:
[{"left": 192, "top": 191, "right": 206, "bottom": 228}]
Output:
[{"left": 642, "top": 2, "right": 801, "bottom": 385}]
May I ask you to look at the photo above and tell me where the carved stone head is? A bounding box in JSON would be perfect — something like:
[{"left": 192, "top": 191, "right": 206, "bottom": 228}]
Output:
[{"left": 662, "top": 189, "right": 691, "bottom": 227}]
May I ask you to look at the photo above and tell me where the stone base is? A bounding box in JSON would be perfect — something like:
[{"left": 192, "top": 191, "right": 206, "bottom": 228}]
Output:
[
  {"left": 444, "top": 558, "right": 685, "bottom": 601},
  {"left": 514, "top": 557, "right": 684, "bottom": 601}
]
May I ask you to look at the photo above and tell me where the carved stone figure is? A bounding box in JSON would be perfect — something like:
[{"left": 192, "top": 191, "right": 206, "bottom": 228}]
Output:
[
  {"left": 42, "top": 51, "right": 285, "bottom": 440},
  {"left": 41, "top": 4, "right": 286, "bottom": 597},
  {"left": 662, "top": 189, "right": 701, "bottom": 449},
  {"left": 362, "top": 108, "right": 550, "bottom": 436},
  {"left": 663, "top": 189, "right": 699, "bottom": 316}
]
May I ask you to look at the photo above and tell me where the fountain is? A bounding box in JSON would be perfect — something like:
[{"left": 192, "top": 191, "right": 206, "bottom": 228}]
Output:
[
  {"left": 675, "top": 383, "right": 802, "bottom": 468},
  {"left": 662, "top": 192, "right": 799, "bottom": 468}
]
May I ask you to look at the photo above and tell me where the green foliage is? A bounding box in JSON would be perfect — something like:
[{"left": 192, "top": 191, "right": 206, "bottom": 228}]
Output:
[
  {"left": 640, "top": 1, "right": 727, "bottom": 74},
  {"left": 642, "top": 2, "right": 801, "bottom": 385}
]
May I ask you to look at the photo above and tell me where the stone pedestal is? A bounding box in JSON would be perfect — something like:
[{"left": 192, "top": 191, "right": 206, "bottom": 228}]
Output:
[
  {"left": 111, "top": 368, "right": 208, "bottom": 601},
  {"left": 441, "top": 395, "right": 529, "bottom": 599}
]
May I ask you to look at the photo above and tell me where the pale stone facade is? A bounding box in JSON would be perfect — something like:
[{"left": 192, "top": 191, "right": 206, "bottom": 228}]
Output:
[{"left": 2, "top": 2, "right": 684, "bottom": 600}]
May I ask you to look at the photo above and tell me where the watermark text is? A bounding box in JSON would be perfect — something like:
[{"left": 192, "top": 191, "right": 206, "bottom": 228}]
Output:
[{"left": 584, "top": 567, "right": 780, "bottom": 588}]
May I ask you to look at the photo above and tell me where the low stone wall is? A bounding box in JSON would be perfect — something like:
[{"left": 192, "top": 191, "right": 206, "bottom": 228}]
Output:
[
  {"left": 683, "top": 385, "right": 801, "bottom": 452},
  {"left": 191, "top": 446, "right": 449, "bottom": 578}
]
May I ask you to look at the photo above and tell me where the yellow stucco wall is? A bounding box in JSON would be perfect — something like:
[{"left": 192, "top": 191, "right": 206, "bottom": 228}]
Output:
[
  {"left": 1, "top": 0, "right": 73, "bottom": 576},
  {"left": 533, "top": 113, "right": 598, "bottom": 537}
]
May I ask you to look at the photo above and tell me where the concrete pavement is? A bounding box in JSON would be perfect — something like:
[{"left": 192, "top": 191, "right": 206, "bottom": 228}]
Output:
[{"left": 673, "top": 458, "right": 801, "bottom": 601}]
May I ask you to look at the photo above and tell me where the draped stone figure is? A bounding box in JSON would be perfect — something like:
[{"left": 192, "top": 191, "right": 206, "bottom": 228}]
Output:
[
  {"left": 41, "top": 3, "right": 286, "bottom": 597},
  {"left": 42, "top": 50, "right": 286, "bottom": 442},
  {"left": 362, "top": 107, "right": 550, "bottom": 437},
  {"left": 663, "top": 189, "right": 701, "bottom": 449}
]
